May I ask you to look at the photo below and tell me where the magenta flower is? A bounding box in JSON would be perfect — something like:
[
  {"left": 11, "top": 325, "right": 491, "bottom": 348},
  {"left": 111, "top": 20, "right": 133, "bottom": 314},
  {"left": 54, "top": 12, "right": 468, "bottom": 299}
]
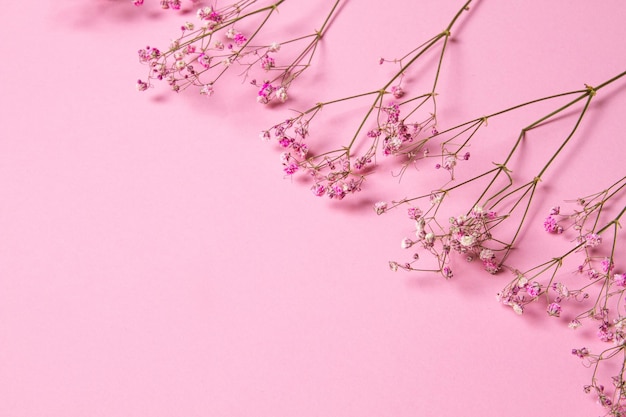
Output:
[
  {"left": 614, "top": 273, "right": 626, "bottom": 287},
  {"left": 547, "top": 302, "right": 561, "bottom": 317},
  {"left": 543, "top": 215, "right": 558, "bottom": 233}
]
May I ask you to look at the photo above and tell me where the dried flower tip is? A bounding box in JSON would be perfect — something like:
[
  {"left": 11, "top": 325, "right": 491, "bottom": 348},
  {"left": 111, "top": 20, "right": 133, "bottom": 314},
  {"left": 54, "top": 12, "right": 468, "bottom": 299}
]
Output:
[
  {"left": 276, "top": 87, "right": 288, "bottom": 103},
  {"left": 260, "top": 131, "right": 271, "bottom": 141},
  {"left": 569, "top": 319, "right": 582, "bottom": 329},
  {"left": 407, "top": 207, "right": 422, "bottom": 220},
  {"left": 547, "top": 302, "right": 562, "bottom": 317},
  {"left": 199, "top": 84, "right": 214, "bottom": 96},
  {"left": 374, "top": 202, "right": 388, "bottom": 215},
  {"left": 401, "top": 238, "right": 414, "bottom": 249},
  {"left": 389, "top": 261, "right": 399, "bottom": 272},
  {"left": 283, "top": 163, "right": 299, "bottom": 175},
  {"left": 390, "top": 85, "right": 404, "bottom": 99},
  {"left": 583, "top": 233, "right": 602, "bottom": 247},
  {"left": 601, "top": 258, "right": 614, "bottom": 274},
  {"left": 614, "top": 273, "right": 626, "bottom": 287},
  {"left": 136, "top": 79, "right": 149, "bottom": 92},
  {"left": 543, "top": 215, "right": 559, "bottom": 233},
  {"left": 260, "top": 55, "right": 276, "bottom": 71},
  {"left": 512, "top": 303, "right": 523, "bottom": 315},
  {"left": 268, "top": 42, "right": 281, "bottom": 52},
  {"left": 311, "top": 184, "right": 326, "bottom": 197},
  {"left": 479, "top": 248, "right": 494, "bottom": 261}
]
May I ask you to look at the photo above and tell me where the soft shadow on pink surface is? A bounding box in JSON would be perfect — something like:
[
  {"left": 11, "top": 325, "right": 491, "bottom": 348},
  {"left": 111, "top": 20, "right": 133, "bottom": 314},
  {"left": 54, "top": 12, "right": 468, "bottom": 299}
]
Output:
[{"left": 1, "top": 1, "right": 625, "bottom": 417}]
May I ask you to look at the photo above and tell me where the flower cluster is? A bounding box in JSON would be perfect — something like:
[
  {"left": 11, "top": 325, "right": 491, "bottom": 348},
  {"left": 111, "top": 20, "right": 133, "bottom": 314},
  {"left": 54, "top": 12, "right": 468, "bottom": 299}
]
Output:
[
  {"left": 262, "top": 1, "right": 475, "bottom": 198},
  {"left": 137, "top": 0, "right": 340, "bottom": 103},
  {"left": 262, "top": 114, "right": 365, "bottom": 199},
  {"left": 389, "top": 203, "right": 504, "bottom": 277},
  {"left": 496, "top": 177, "right": 625, "bottom": 413}
]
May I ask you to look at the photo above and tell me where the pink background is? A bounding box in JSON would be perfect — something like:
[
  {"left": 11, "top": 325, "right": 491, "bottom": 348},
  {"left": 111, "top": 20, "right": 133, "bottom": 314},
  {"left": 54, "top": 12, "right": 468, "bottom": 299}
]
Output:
[{"left": 1, "top": 1, "right": 625, "bottom": 416}]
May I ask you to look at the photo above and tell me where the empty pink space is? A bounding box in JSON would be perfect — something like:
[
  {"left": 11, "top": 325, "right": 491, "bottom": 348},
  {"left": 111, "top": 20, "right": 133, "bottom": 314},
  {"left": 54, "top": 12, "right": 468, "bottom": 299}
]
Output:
[{"left": 1, "top": 1, "right": 625, "bottom": 416}]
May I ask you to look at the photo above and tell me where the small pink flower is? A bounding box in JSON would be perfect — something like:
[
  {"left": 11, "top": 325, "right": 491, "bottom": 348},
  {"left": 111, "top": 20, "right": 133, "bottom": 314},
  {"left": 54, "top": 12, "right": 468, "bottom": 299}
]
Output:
[
  {"left": 407, "top": 207, "right": 422, "bottom": 220},
  {"left": 133, "top": 0, "right": 144, "bottom": 6},
  {"left": 547, "top": 302, "right": 561, "bottom": 317},
  {"left": 543, "top": 216, "right": 558, "bottom": 233},
  {"left": 401, "top": 238, "right": 414, "bottom": 249},
  {"left": 135, "top": 79, "right": 149, "bottom": 91},
  {"left": 597, "top": 324, "right": 614, "bottom": 342},
  {"left": 257, "top": 81, "right": 275, "bottom": 104},
  {"left": 283, "top": 163, "right": 299, "bottom": 175},
  {"left": 329, "top": 185, "right": 346, "bottom": 200},
  {"left": 483, "top": 259, "right": 499, "bottom": 274},
  {"left": 374, "top": 202, "right": 388, "bottom": 215},
  {"left": 614, "top": 273, "right": 626, "bottom": 287},
  {"left": 526, "top": 282, "right": 541, "bottom": 297},
  {"left": 601, "top": 258, "right": 614, "bottom": 274},
  {"left": 390, "top": 85, "right": 404, "bottom": 98},
  {"left": 199, "top": 84, "right": 214, "bottom": 96},
  {"left": 198, "top": 53, "right": 211, "bottom": 69},
  {"left": 233, "top": 33, "right": 247, "bottom": 46},
  {"left": 311, "top": 184, "right": 326, "bottom": 197},
  {"left": 584, "top": 233, "right": 602, "bottom": 247},
  {"left": 260, "top": 55, "right": 275, "bottom": 71}
]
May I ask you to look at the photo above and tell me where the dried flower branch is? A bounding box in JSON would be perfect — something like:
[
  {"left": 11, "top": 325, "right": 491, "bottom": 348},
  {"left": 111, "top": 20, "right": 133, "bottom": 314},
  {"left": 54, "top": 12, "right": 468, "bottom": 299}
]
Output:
[
  {"left": 261, "top": 0, "right": 473, "bottom": 199},
  {"left": 137, "top": 0, "right": 341, "bottom": 103},
  {"left": 383, "top": 71, "right": 626, "bottom": 278},
  {"left": 504, "top": 179, "right": 625, "bottom": 415}
]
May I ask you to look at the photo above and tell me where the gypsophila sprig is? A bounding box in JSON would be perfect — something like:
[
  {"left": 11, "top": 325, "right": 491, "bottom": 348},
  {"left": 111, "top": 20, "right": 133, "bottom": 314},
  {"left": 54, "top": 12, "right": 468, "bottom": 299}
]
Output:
[
  {"left": 383, "top": 71, "right": 626, "bottom": 279},
  {"left": 137, "top": 0, "right": 341, "bottom": 102},
  {"left": 499, "top": 177, "right": 625, "bottom": 414},
  {"left": 261, "top": 0, "right": 473, "bottom": 199}
]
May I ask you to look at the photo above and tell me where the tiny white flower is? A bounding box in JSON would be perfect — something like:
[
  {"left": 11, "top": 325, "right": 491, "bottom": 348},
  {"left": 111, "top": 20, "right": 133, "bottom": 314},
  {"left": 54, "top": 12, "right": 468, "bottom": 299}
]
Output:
[
  {"left": 268, "top": 42, "right": 281, "bottom": 52},
  {"left": 279, "top": 152, "right": 291, "bottom": 164},
  {"left": 401, "top": 238, "right": 414, "bottom": 249},
  {"left": 459, "top": 235, "right": 475, "bottom": 247},
  {"left": 568, "top": 320, "right": 582, "bottom": 329},
  {"left": 374, "top": 202, "right": 388, "bottom": 215},
  {"left": 276, "top": 87, "right": 288, "bottom": 103}
]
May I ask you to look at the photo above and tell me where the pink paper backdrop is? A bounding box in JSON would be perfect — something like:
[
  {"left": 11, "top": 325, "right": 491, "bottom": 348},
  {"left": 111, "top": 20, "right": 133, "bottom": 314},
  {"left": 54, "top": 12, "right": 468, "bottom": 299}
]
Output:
[{"left": 1, "top": 1, "right": 625, "bottom": 416}]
